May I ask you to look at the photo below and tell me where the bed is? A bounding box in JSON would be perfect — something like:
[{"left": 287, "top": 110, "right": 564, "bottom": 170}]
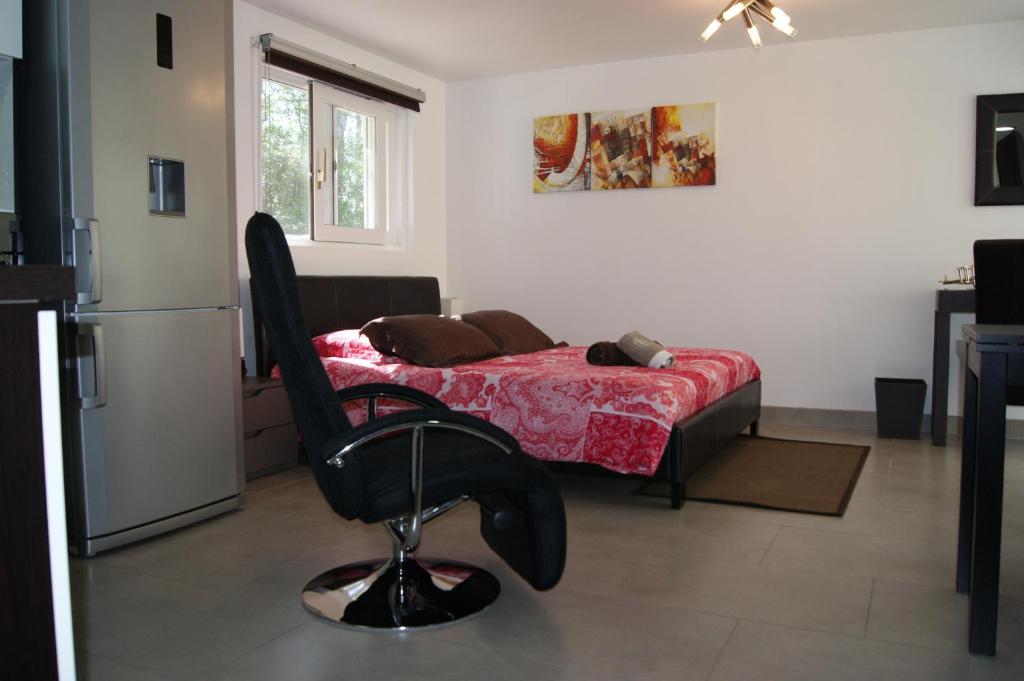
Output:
[{"left": 252, "top": 275, "right": 762, "bottom": 509}]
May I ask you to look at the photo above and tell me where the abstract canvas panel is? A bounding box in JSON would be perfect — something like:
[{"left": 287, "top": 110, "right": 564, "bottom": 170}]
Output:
[
  {"left": 534, "top": 102, "right": 715, "bottom": 194},
  {"left": 589, "top": 109, "right": 652, "bottom": 190},
  {"left": 533, "top": 113, "right": 591, "bottom": 193},
  {"left": 651, "top": 103, "right": 717, "bottom": 187}
]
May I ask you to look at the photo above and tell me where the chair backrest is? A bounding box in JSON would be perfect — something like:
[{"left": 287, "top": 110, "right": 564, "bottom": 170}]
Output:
[
  {"left": 974, "top": 239, "right": 1024, "bottom": 325},
  {"left": 245, "top": 212, "right": 362, "bottom": 516}
]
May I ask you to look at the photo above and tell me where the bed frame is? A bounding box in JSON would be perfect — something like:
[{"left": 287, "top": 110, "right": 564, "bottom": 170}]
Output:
[{"left": 252, "top": 275, "right": 761, "bottom": 509}]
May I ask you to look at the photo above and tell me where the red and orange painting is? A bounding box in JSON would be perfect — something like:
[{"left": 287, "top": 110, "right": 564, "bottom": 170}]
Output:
[
  {"left": 651, "top": 103, "right": 717, "bottom": 187},
  {"left": 589, "top": 110, "right": 652, "bottom": 190},
  {"left": 533, "top": 113, "right": 591, "bottom": 193},
  {"left": 533, "top": 102, "right": 716, "bottom": 193}
]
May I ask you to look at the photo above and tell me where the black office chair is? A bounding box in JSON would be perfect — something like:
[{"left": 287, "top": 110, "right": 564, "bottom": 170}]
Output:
[
  {"left": 974, "top": 239, "right": 1024, "bottom": 405},
  {"left": 244, "top": 212, "right": 566, "bottom": 630}
]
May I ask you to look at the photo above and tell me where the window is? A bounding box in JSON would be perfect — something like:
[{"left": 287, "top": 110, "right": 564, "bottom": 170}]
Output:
[
  {"left": 260, "top": 70, "right": 311, "bottom": 236},
  {"left": 259, "top": 67, "right": 406, "bottom": 245},
  {"left": 311, "top": 83, "right": 401, "bottom": 244}
]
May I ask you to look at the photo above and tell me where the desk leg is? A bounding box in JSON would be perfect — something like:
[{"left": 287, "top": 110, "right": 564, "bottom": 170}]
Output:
[
  {"left": 968, "top": 351, "right": 1007, "bottom": 656},
  {"left": 957, "top": 365, "right": 978, "bottom": 594},
  {"left": 932, "top": 309, "right": 951, "bottom": 446}
]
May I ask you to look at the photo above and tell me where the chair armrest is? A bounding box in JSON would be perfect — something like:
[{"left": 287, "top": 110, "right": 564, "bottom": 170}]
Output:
[
  {"left": 323, "top": 408, "right": 522, "bottom": 555},
  {"left": 324, "top": 408, "right": 519, "bottom": 468},
  {"left": 335, "top": 383, "right": 447, "bottom": 414}
]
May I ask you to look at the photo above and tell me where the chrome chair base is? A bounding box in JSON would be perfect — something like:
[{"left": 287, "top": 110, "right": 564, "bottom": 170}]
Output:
[{"left": 301, "top": 557, "right": 501, "bottom": 630}]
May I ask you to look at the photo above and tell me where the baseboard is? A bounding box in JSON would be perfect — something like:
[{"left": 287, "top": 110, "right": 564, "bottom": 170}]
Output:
[
  {"left": 939, "top": 415, "right": 1024, "bottom": 440},
  {"left": 760, "top": 405, "right": 1024, "bottom": 440},
  {"left": 761, "top": 406, "right": 877, "bottom": 431}
]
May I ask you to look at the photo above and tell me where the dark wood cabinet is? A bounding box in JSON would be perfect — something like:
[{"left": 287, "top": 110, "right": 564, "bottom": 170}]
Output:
[
  {"left": 242, "top": 377, "right": 298, "bottom": 479},
  {"left": 0, "top": 265, "right": 75, "bottom": 681}
]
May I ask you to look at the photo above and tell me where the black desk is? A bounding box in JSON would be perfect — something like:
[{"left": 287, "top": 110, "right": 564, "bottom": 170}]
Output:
[
  {"left": 956, "top": 324, "right": 1024, "bottom": 655},
  {"left": 932, "top": 289, "right": 976, "bottom": 446}
]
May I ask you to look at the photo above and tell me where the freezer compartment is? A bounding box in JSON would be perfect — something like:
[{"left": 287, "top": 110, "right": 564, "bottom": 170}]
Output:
[{"left": 68, "top": 307, "right": 242, "bottom": 553}]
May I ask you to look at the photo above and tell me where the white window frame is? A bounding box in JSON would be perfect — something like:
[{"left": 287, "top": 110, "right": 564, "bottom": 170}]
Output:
[
  {"left": 312, "top": 82, "right": 394, "bottom": 245},
  {"left": 256, "top": 63, "right": 408, "bottom": 247}
]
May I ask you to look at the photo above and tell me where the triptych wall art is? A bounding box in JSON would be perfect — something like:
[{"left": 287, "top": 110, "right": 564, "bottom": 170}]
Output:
[{"left": 532, "top": 102, "right": 717, "bottom": 193}]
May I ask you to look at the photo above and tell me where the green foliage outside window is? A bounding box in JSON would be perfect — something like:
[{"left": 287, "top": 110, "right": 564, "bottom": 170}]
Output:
[
  {"left": 334, "top": 108, "right": 369, "bottom": 230},
  {"left": 260, "top": 78, "right": 310, "bottom": 236}
]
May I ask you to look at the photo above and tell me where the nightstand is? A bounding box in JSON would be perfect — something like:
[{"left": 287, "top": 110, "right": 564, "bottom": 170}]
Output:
[{"left": 242, "top": 376, "right": 298, "bottom": 480}]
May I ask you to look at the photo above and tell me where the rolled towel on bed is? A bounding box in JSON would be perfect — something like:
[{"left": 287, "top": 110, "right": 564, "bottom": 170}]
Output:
[
  {"left": 586, "top": 341, "right": 639, "bottom": 366},
  {"left": 617, "top": 331, "right": 675, "bottom": 369}
]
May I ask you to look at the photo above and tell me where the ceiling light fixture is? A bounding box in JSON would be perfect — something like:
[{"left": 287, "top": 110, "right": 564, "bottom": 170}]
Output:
[
  {"left": 741, "top": 9, "right": 762, "bottom": 50},
  {"left": 699, "top": 0, "right": 798, "bottom": 49}
]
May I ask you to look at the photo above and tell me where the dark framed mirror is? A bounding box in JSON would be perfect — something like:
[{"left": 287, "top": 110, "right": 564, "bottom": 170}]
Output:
[{"left": 976, "top": 93, "right": 1024, "bottom": 206}]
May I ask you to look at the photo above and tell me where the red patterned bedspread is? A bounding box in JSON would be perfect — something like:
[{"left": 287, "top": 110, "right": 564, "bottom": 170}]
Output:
[{"left": 305, "top": 337, "right": 760, "bottom": 476}]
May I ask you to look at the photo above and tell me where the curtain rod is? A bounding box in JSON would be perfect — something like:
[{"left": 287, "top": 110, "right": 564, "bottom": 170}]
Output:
[{"left": 258, "top": 33, "right": 426, "bottom": 105}]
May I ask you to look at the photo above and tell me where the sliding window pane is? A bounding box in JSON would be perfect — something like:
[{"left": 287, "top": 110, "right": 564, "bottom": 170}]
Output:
[
  {"left": 333, "top": 107, "right": 375, "bottom": 230},
  {"left": 260, "top": 77, "right": 310, "bottom": 236}
]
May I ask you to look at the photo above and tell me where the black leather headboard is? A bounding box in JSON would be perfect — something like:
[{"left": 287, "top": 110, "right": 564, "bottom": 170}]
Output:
[{"left": 252, "top": 275, "right": 441, "bottom": 376}]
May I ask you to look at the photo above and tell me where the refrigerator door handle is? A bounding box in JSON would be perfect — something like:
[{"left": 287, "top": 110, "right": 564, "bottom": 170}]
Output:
[
  {"left": 72, "top": 218, "right": 103, "bottom": 304},
  {"left": 77, "top": 323, "right": 108, "bottom": 409}
]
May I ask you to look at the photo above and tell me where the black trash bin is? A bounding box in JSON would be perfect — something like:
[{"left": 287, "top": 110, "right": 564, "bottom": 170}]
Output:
[{"left": 875, "top": 378, "right": 927, "bottom": 439}]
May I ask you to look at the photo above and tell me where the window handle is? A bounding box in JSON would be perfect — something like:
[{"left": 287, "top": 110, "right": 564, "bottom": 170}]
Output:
[{"left": 316, "top": 148, "right": 326, "bottom": 189}]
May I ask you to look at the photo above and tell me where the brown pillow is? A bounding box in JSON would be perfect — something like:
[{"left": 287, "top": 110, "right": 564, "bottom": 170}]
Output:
[
  {"left": 360, "top": 315, "right": 501, "bottom": 367},
  {"left": 458, "top": 310, "right": 556, "bottom": 355}
]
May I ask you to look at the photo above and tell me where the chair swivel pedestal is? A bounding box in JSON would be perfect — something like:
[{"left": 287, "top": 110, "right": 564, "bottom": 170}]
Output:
[
  {"left": 302, "top": 533, "right": 501, "bottom": 629},
  {"left": 300, "top": 391, "right": 505, "bottom": 629}
]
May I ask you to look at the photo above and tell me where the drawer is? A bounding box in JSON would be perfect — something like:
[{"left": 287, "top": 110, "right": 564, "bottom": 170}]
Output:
[
  {"left": 242, "top": 385, "right": 294, "bottom": 433},
  {"left": 244, "top": 423, "right": 298, "bottom": 480}
]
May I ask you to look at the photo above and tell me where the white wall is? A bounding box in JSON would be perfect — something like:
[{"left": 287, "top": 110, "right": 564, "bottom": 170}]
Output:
[
  {"left": 233, "top": 1, "right": 447, "bottom": 366},
  {"left": 446, "top": 21, "right": 1024, "bottom": 414}
]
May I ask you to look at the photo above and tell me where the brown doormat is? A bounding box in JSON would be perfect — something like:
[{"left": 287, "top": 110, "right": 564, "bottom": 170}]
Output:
[{"left": 639, "top": 435, "right": 870, "bottom": 516}]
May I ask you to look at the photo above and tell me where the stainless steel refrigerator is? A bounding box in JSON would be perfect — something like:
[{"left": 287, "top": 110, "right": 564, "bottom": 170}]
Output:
[{"left": 14, "top": 0, "right": 243, "bottom": 555}]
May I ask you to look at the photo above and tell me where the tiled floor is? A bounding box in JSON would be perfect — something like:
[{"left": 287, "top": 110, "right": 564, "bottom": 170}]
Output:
[{"left": 71, "top": 423, "right": 1024, "bottom": 680}]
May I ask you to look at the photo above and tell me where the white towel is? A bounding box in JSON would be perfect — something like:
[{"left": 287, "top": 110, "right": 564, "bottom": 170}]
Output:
[{"left": 617, "top": 331, "right": 675, "bottom": 369}]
